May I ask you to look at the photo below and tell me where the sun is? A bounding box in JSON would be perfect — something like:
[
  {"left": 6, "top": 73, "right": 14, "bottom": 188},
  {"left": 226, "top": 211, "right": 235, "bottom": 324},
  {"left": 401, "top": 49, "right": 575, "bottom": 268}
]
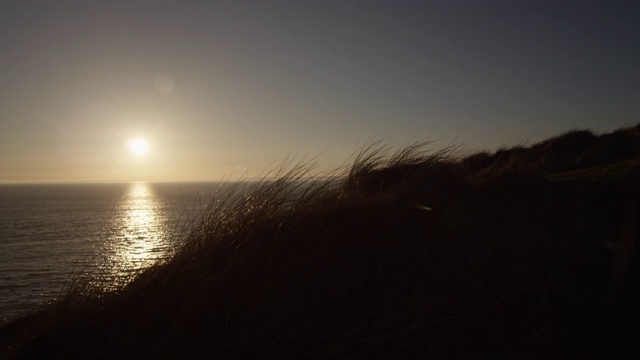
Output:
[{"left": 128, "top": 138, "right": 149, "bottom": 155}]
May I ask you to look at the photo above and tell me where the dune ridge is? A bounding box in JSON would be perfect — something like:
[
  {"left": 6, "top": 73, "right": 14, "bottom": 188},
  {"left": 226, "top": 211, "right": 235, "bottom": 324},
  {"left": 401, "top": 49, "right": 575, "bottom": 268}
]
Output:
[{"left": 1, "top": 125, "right": 640, "bottom": 358}]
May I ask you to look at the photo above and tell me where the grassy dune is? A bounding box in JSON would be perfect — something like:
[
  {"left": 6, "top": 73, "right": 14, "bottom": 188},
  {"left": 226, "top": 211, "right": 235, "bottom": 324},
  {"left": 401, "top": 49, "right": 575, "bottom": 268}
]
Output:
[{"left": 2, "top": 126, "right": 640, "bottom": 358}]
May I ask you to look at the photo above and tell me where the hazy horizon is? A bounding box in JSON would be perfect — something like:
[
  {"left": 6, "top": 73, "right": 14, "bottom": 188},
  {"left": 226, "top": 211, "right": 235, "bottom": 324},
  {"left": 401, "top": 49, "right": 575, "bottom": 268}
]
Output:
[{"left": 1, "top": 0, "right": 638, "bottom": 182}]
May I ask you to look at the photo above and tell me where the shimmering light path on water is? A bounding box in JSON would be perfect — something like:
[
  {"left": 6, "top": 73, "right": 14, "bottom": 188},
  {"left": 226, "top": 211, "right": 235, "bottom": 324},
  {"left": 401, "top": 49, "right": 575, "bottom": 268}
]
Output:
[
  {"left": 97, "top": 182, "right": 173, "bottom": 289},
  {"left": 0, "top": 182, "right": 222, "bottom": 321}
]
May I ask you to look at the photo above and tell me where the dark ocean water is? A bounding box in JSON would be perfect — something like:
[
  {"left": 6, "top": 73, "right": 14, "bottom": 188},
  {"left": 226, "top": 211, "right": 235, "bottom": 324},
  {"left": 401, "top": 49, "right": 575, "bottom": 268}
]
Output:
[{"left": 0, "top": 182, "right": 226, "bottom": 321}]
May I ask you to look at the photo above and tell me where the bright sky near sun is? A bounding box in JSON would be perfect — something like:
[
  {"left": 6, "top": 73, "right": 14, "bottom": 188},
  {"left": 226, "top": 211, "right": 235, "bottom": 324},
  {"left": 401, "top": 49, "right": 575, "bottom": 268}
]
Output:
[
  {"left": 128, "top": 139, "right": 149, "bottom": 155},
  {"left": 0, "top": 0, "right": 638, "bottom": 182}
]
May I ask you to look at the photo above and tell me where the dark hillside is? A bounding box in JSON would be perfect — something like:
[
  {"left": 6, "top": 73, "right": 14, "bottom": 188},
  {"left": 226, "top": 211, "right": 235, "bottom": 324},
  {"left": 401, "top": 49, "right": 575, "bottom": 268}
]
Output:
[
  {"left": 463, "top": 124, "right": 640, "bottom": 174},
  {"left": 1, "top": 125, "right": 640, "bottom": 358}
]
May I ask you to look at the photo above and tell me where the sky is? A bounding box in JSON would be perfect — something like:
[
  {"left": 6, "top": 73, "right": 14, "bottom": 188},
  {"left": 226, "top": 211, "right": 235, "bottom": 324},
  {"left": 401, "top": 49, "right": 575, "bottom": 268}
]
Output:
[{"left": 0, "top": 0, "right": 638, "bottom": 182}]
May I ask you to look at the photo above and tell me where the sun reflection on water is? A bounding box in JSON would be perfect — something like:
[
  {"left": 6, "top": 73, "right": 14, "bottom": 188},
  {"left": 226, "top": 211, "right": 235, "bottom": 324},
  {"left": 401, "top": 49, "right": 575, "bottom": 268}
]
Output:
[{"left": 97, "top": 182, "right": 175, "bottom": 289}]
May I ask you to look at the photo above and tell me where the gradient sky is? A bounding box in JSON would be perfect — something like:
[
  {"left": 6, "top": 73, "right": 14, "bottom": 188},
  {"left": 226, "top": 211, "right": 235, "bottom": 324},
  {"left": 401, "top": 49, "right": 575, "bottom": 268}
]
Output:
[{"left": 1, "top": 0, "right": 638, "bottom": 182}]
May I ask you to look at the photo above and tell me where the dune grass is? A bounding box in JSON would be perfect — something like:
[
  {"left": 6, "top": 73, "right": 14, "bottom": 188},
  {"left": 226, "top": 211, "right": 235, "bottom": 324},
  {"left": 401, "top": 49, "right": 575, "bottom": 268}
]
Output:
[{"left": 1, "top": 127, "right": 640, "bottom": 358}]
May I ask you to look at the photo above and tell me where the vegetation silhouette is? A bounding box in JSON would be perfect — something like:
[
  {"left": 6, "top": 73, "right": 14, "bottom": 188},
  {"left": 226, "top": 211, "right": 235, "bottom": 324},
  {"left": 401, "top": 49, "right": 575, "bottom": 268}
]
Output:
[{"left": 1, "top": 125, "right": 640, "bottom": 358}]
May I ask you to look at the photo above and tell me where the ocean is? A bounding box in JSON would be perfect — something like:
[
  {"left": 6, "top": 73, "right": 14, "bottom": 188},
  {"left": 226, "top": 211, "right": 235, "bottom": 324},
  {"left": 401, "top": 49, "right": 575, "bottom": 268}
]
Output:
[{"left": 0, "top": 182, "right": 226, "bottom": 321}]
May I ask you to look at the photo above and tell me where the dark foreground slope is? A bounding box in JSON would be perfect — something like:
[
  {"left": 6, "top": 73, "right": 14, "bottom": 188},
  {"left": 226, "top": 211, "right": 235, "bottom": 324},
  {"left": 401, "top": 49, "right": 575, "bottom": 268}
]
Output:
[{"left": 2, "top": 126, "right": 640, "bottom": 358}]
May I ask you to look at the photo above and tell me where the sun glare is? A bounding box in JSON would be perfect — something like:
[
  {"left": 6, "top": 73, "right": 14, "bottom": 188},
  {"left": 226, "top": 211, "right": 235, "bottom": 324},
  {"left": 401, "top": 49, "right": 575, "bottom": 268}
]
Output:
[{"left": 128, "top": 138, "right": 149, "bottom": 155}]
